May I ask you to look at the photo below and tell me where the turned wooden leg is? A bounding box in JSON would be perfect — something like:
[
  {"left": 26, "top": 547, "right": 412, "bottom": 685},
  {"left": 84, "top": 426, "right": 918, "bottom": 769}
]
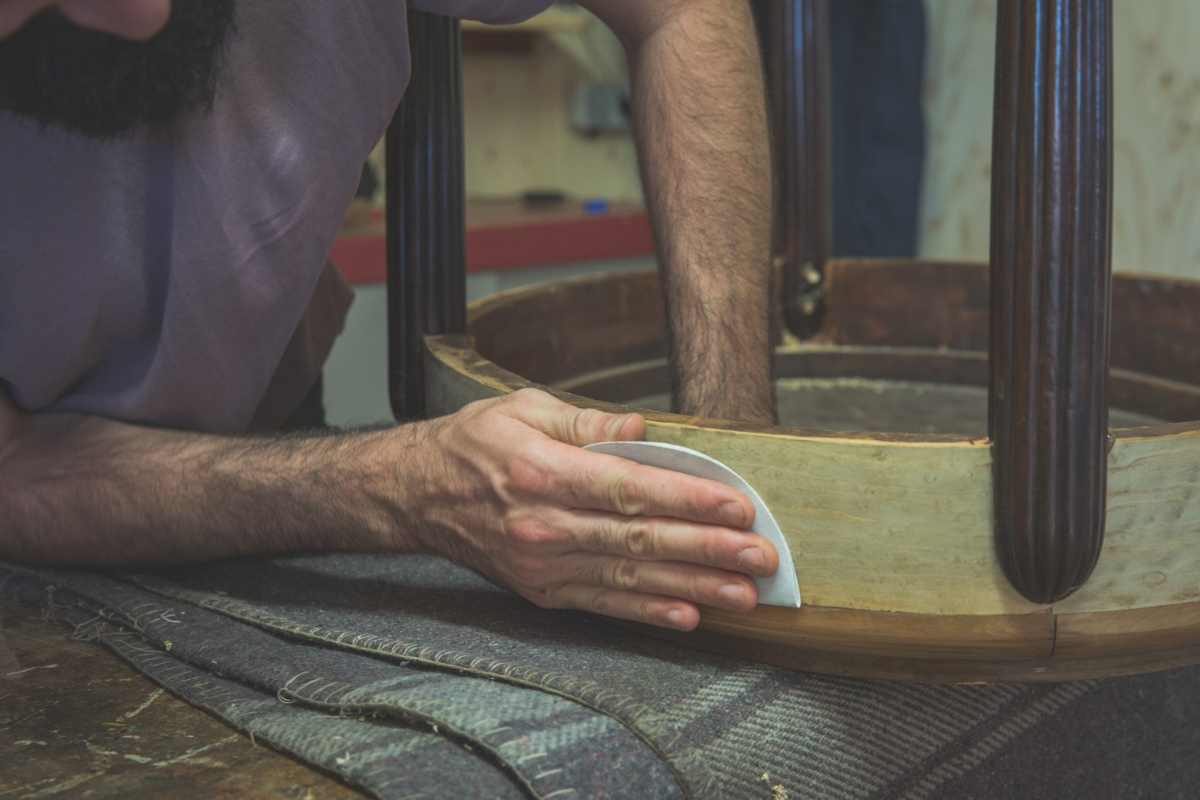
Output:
[
  {"left": 989, "top": 0, "right": 1113, "bottom": 603},
  {"left": 770, "top": 0, "right": 833, "bottom": 340},
  {"left": 387, "top": 11, "right": 467, "bottom": 421}
]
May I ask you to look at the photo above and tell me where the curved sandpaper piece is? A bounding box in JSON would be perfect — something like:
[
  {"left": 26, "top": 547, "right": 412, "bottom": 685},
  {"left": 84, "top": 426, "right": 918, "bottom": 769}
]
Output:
[{"left": 584, "top": 441, "right": 802, "bottom": 608}]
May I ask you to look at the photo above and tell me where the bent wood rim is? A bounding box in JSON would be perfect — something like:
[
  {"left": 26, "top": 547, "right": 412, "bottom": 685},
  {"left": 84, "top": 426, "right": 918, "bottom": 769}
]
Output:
[
  {"left": 629, "top": 602, "right": 1200, "bottom": 684},
  {"left": 424, "top": 262, "right": 1200, "bottom": 682},
  {"left": 551, "top": 348, "right": 1200, "bottom": 433},
  {"left": 458, "top": 262, "right": 1200, "bottom": 445}
]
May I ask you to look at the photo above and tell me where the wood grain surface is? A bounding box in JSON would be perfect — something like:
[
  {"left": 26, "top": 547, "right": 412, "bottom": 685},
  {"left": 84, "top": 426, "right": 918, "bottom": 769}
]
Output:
[
  {"left": 461, "top": 29, "right": 641, "bottom": 204},
  {"left": 920, "top": 0, "right": 1200, "bottom": 281},
  {"left": 423, "top": 264, "right": 1200, "bottom": 678},
  {"left": 426, "top": 329, "right": 1200, "bottom": 618},
  {"left": 986, "top": 0, "right": 1114, "bottom": 603},
  {"left": 0, "top": 596, "right": 362, "bottom": 799}
]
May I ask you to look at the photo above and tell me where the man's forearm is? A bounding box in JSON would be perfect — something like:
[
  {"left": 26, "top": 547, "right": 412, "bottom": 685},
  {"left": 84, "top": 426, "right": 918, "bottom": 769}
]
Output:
[
  {"left": 621, "top": 1, "right": 775, "bottom": 422},
  {"left": 0, "top": 408, "right": 411, "bottom": 566},
  {"left": 0, "top": 388, "right": 780, "bottom": 631}
]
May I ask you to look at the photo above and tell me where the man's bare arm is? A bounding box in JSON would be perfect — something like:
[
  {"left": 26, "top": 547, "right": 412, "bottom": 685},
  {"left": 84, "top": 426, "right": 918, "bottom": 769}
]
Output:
[
  {"left": 581, "top": 0, "right": 775, "bottom": 423},
  {"left": 0, "top": 387, "right": 778, "bottom": 630},
  {"left": 0, "top": 391, "right": 404, "bottom": 565}
]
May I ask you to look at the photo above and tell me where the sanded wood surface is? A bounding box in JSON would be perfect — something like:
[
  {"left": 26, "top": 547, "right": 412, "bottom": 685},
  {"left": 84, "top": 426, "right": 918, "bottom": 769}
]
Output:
[
  {"left": 553, "top": 349, "right": 1200, "bottom": 429},
  {"left": 423, "top": 264, "right": 1200, "bottom": 679},
  {"left": 426, "top": 330, "right": 1200, "bottom": 618}
]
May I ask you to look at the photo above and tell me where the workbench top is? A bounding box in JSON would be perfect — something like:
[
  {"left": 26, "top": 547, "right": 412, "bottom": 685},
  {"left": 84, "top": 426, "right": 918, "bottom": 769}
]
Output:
[
  {"left": 331, "top": 198, "right": 653, "bottom": 284},
  {"left": 0, "top": 595, "right": 362, "bottom": 798}
]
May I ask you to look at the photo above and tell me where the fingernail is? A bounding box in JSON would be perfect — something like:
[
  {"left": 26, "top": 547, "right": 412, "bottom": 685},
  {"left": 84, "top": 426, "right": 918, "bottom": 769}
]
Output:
[
  {"left": 737, "top": 547, "right": 766, "bottom": 574},
  {"left": 718, "top": 502, "right": 746, "bottom": 527},
  {"left": 665, "top": 608, "right": 687, "bottom": 628},
  {"left": 717, "top": 583, "right": 746, "bottom": 609}
]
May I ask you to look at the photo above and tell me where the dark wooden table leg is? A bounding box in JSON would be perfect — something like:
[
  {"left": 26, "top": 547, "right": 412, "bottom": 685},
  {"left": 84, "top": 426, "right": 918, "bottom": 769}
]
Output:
[
  {"left": 989, "top": 0, "right": 1113, "bottom": 603},
  {"left": 770, "top": 0, "right": 833, "bottom": 340},
  {"left": 387, "top": 11, "right": 466, "bottom": 421}
]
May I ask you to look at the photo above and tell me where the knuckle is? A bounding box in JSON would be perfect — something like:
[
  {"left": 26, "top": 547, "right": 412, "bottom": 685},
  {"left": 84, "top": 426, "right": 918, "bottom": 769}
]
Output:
[
  {"left": 510, "top": 387, "right": 540, "bottom": 404},
  {"left": 572, "top": 409, "right": 600, "bottom": 442},
  {"left": 634, "top": 598, "right": 657, "bottom": 624},
  {"left": 589, "top": 590, "right": 614, "bottom": 617},
  {"left": 508, "top": 515, "right": 556, "bottom": 550},
  {"left": 513, "top": 387, "right": 553, "bottom": 413},
  {"left": 505, "top": 456, "right": 548, "bottom": 497},
  {"left": 700, "top": 531, "right": 722, "bottom": 566},
  {"left": 622, "top": 519, "right": 657, "bottom": 558},
  {"left": 609, "top": 473, "right": 646, "bottom": 516},
  {"left": 607, "top": 558, "right": 641, "bottom": 591}
]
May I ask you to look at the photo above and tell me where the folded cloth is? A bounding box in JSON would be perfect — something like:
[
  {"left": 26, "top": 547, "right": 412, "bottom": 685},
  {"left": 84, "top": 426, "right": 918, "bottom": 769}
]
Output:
[
  {"left": 5, "top": 553, "right": 1200, "bottom": 799},
  {"left": 0, "top": 565, "right": 679, "bottom": 800}
]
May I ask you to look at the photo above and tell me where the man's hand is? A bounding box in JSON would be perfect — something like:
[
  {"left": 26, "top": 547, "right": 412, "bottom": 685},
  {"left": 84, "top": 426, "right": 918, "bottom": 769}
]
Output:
[
  {"left": 1, "top": 386, "right": 777, "bottom": 631},
  {"left": 396, "top": 389, "right": 780, "bottom": 631}
]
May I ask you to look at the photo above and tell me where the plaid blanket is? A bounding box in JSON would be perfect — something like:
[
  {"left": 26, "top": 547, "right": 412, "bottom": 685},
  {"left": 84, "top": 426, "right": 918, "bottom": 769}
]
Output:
[{"left": 3, "top": 553, "right": 1197, "bottom": 799}]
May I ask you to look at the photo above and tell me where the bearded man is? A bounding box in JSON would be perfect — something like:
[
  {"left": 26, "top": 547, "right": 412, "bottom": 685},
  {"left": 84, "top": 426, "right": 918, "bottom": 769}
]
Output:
[{"left": 0, "top": 0, "right": 778, "bottom": 631}]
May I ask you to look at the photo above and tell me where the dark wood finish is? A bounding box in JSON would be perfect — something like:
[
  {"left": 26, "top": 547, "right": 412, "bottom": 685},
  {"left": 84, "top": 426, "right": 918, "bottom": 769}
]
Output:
[
  {"left": 1111, "top": 276, "right": 1200, "bottom": 387},
  {"left": 636, "top": 609, "right": 1200, "bottom": 684},
  {"left": 628, "top": 602, "right": 1200, "bottom": 684},
  {"left": 770, "top": 0, "right": 833, "bottom": 339},
  {"left": 822, "top": 261, "right": 1199, "bottom": 390},
  {"left": 823, "top": 260, "right": 1200, "bottom": 385},
  {"left": 552, "top": 348, "right": 1200, "bottom": 429},
  {"left": 439, "top": 264, "right": 1200, "bottom": 444},
  {"left": 468, "top": 265, "right": 1200, "bottom": 426},
  {"left": 468, "top": 271, "right": 669, "bottom": 387},
  {"left": 823, "top": 260, "right": 991, "bottom": 351},
  {"left": 387, "top": 11, "right": 466, "bottom": 421},
  {"left": 989, "top": 0, "right": 1114, "bottom": 604},
  {"left": 694, "top": 604, "right": 1054, "bottom": 661}
]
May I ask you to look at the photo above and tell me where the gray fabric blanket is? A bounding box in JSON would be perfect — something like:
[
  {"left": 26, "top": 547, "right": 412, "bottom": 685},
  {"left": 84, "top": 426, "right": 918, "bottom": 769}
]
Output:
[{"left": 3, "top": 553, "right": 1198, "bottom": 799}]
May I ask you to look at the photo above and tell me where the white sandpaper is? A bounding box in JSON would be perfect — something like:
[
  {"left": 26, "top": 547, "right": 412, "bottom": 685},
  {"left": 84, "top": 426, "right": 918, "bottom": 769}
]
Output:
[{"left": 584, "top": 441, "right": 802, "bottom": 608}]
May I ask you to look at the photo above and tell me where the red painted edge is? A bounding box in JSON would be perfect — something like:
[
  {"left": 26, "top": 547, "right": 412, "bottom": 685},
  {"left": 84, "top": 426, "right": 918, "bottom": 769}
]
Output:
[{"left": 330, "top": 211, "right": 654, "bottom": 285}]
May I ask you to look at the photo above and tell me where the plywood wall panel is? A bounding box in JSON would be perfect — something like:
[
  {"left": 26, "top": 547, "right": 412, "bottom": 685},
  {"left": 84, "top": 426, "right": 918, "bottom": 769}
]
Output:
[
  {"left": 917, "top": 0, "right": 997, "bottom": 262},
  {"left": 919, "top": 0, "right": 1200, "bottom": 279},
  {"left": 461, "top": 37, "right": 642, "bottom": 204}
]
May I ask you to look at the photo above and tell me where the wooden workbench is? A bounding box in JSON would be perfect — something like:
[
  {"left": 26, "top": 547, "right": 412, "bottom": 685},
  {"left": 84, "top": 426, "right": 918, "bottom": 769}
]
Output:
[{"left": 0, "top": 595, "right": 363, "bottom": 798}]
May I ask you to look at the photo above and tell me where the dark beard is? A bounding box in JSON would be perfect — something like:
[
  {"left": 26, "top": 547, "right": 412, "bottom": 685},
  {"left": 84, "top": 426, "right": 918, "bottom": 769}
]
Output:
[{"left": 0, "top": 0, "right": 237, "bottom": 138}]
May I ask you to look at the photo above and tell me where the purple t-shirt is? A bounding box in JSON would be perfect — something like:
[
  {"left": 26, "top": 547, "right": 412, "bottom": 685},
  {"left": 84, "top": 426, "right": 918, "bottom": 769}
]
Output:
[{"left": 0, "top": 0, "right": 553, "bottom": 433}]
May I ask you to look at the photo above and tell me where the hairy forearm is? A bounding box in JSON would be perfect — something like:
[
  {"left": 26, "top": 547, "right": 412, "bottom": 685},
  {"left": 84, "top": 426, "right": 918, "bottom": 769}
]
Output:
[
  {"left": 0, "top": 408, "right": 414, "bottom": 567},
  {"left": 0, "top": 385, "right": 779, "bottom": 630},
  {"left": 624, "top": 1, "right": 775, "bottom": 422}
]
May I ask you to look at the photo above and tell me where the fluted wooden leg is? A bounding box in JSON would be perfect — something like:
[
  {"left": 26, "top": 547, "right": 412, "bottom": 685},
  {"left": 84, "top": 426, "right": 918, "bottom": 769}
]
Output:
[
  {"left": 387, "top": 11, "right": 466, "bottom": 421},
  {"left": 771, "top": 0, "right": 833, "bottom": 340},
  {"left": 989, "top": 0, "right": 1113, "bottom": 603}
]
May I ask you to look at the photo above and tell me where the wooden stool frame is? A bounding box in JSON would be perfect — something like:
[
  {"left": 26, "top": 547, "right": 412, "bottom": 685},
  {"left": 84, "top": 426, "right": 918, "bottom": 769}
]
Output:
[{"left": 386, "top": 3, "right": 1200, "bottom": 682}]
